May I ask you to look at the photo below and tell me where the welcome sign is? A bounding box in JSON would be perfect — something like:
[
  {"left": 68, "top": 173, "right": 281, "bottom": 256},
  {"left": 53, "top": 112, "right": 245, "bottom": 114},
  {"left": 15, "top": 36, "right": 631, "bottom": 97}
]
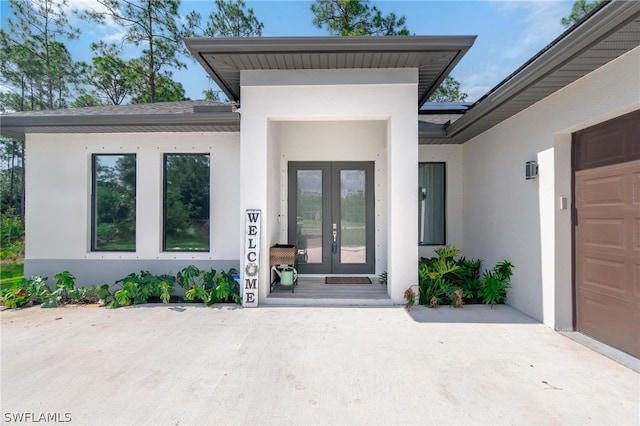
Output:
[{"left": 243, "top": 209, "right": 260, "bottom": 307}]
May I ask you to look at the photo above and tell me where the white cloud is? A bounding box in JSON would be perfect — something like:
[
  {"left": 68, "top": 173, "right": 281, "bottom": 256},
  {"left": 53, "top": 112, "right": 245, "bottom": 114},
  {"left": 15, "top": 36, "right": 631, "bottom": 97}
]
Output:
[
  {"left": 459, "top": 64, "right": 505, "bottom": 102},
  {"left": 63, "top": 0, "right": 127, "bottom": 44},
  {"left": 494, "top": 1, "right": 568, "bottom": 61},
  {"left": 455, "top": 0, "right": 570, "bottom": 100}
]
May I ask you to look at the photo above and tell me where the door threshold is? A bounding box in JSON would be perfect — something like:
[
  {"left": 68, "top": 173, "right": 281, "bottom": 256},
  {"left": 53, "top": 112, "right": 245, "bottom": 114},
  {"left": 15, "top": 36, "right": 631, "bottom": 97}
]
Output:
[{"left": 261, "top": 297, "right": 395, "bottom": 307}]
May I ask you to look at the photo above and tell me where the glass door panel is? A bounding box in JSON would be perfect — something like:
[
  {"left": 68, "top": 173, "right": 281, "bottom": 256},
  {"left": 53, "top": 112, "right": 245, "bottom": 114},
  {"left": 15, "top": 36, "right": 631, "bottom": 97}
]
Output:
[
  {"left": 339, "top": 170, "right": 366, "bottom": 264},
  {"left": 296, "top": 170, "right": 323, "bottom": 265}
]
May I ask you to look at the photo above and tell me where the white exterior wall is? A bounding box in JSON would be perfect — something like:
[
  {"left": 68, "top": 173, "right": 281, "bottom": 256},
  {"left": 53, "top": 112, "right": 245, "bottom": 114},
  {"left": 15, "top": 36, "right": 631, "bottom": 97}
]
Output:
[
  {"left": 25, "top": 132, "right": 240, "bottom": 284},
  {"left": 418, "top": 144, "right": 464, "bottom": 258},
  {"left": 240, "top": 68, "right": 418, "bottom": 304},
  {"left": 463, "top": 46, "right": 640, "bottom": 329}
]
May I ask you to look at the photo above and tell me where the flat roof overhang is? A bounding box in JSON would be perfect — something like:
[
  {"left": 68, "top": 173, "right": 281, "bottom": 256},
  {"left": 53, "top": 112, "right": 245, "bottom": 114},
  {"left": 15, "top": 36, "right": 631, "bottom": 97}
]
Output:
[
  {"left": 184, "top": 35, "right": 476, "bottom": 107},
  {"left": 0, "top": 101, "right": 240, "bottom": 140}
]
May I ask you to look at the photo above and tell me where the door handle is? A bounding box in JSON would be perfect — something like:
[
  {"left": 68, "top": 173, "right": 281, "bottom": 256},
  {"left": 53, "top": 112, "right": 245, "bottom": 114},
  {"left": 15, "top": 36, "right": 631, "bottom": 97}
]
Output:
[{"left": 332, "top": 224, "right": 337, "bottom": 253}]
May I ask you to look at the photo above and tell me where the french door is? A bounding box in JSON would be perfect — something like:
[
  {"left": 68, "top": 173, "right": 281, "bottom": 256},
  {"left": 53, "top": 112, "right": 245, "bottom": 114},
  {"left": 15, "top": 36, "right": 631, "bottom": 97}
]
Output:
[{"left": 288, "top": 162, "right": 375, "bottom": 274}]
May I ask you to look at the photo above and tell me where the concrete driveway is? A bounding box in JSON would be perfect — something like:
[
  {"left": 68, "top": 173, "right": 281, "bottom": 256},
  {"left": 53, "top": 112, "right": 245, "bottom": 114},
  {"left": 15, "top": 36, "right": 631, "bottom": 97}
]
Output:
[{"left": 1, "top": 304, "right": 638, "bottom": 425}]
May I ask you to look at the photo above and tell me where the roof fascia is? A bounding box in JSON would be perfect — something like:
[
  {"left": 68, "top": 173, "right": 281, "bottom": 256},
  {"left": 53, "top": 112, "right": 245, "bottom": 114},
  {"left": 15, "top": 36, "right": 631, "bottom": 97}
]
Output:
[
  {"left": 1, "top": 112, "right": 240, "bottom": 140},
  {"left": 446, "top": 0, "right": 640, "bottom": 140},
  {"left": 184, "top": 36, "right": 476, "bottom": 105},
  {"left": 185, "top": 35, "right": 476, "bottom": 53}
]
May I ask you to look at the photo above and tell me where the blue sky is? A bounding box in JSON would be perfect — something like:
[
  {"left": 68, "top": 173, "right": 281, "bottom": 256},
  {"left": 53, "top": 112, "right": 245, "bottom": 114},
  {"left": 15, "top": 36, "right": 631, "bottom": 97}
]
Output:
[{"left": 0, "top": 0, "right": 576, "bottom": 102}]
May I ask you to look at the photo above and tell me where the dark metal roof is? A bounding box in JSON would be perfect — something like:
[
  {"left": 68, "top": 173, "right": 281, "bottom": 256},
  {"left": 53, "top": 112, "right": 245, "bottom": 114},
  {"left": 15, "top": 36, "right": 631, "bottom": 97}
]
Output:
[
  {"left": 420, "top": 0, "right": 640, "bottom": 144},
  {"left": 419, "top": 102, "right": 472, "bottom": 114},
  {"left": 184, "top": 36, "right": 476, "bottom": 107},
  {"left": 0, "top": 100, "right": 240, "bottom": 140}
]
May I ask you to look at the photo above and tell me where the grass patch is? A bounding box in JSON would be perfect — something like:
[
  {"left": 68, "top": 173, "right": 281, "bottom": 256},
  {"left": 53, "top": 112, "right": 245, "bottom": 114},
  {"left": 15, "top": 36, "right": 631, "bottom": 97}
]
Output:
[{"left": 1, "top": 260, "right": 24, "bottom": 291}]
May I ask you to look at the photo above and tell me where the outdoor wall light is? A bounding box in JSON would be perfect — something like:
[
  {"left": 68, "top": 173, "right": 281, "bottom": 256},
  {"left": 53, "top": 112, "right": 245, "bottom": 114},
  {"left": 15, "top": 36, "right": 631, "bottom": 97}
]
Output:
[{"left": 525, "top": 160, "right": 538, "bottom": 180}]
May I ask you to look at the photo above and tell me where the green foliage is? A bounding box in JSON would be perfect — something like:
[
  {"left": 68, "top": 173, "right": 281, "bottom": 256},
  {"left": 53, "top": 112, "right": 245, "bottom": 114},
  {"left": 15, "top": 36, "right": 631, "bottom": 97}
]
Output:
[
  {"left": 0, "top": 261, "right": 24, "bottom": 291},
  {"left": 94, "top": 154, "right": 136, "bottom": 250},
  {"left": 428, "top": 76, "right": 468, "bottom": 102},
  {"left": 0, "top": 261, "right": 24, "bottom": 287},
  {"left": 112, "top": 271, "right": 176, "bottom": 307},
  {"left": 310, "top": 1, "right": 467, "bottom": 104},
  {"left": 54, "top": 270, "right": 76, "bottom": 290},
  {"left": 95, "top": 284, "right": 113, "bottom": 305},
  {"left": 185, "top": 0, "right": 264, "bottom": 103},
  {"left": 36, "top": 270, "right": 74, "bottom": 307},
  {"left": 0, "top": 209, "right": 24, "bottom": 259},
  {"left": 311, "top": 0, "right": 410, "bottom": 36},
  {"left": 44, "top": 270, "right": 97, "bottom": 307},
  {"left": 378, "top": 271, "right": 387, "bottom": 285},
  {"left": 2, "top": 266, "right": 240, "bottom": 310},
  {"left": 418, "top": 245, "right": 461, "bottom": 306},
  {"left": 561, "top": 0, "right": 602, "bottom": 28},
  {"left": 0, "top": 275, "right": 48, "bottom": 309},
  {"left": 81, "top": 0, "right": 187, "bottom": 104},
  {"left": 186, "top": 0, "right": 264, "bottom": 38},
  {"left": 177, "top": 265, "right": 201, "bottom": 289},
  {"left": 450, "top": 257, "right": 482, "bottom": 304},
  {"left": 164, "top": 155, "right": 210, "bottom": 251},
  {"left": 130, "top": 72, "right": 188, "bottom": 104},
  {"left": 180, "top": 266, "right": 241, "bottom": 306},
  {"left": 1, "top": 0, "right": 81, "bottom": 111},
  {"left": 417, "top": 245, "right": 512, "bottom": 308},
  {"left": 0, "top": 138, "right": 24, "bottom": 219},
  {"left": 1, "top": 286, "right": 30, "bottom": 309},
  {"left": 479, "top": 261, "right": 514, "bottom": 307},
  {"left": 434, "top": 245, "right": 461, "bottom": 260},
  {"left": 0, "top": 272, "right": 95, "bottom": 309},
  {"left": 83, "top": 42, "right": 133, "bottom": 105}
]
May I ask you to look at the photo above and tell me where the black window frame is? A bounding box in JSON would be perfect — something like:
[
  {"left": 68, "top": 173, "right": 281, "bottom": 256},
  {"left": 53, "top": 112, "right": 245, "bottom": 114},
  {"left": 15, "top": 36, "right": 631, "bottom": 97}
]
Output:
[
  {"left": 91, "top": 153, "right": 137, "bottom": 252},
  {"left": 418, "top": 161, "right": 446, "bottom": 246},
  {"left": 162, "top": 153, "right": 211, "bottom": 252}
]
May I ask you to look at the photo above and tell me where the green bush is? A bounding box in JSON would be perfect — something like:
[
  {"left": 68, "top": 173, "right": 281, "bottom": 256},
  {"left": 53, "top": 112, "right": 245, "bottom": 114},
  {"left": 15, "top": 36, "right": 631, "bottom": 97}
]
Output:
[
  {"left": 112, "top": 271, "right": 175, "bottom": 307},
  {"left": 1, "top": 275, "right": 49, "bottom": 309},
  {"left": 450, "top": 257, "right": 482, "bottom": 304},
  {"left": 179, "top": 266, "right": 241, "bottom": 306},
  {"left": 0, "top": 209, "right": 24, "bottom": 259},
  {"left": 478, "top": 261, "right": 514, "bottom": 307},
  {"left": 413, "top": 245, "right": 513, "bottom": 308}
]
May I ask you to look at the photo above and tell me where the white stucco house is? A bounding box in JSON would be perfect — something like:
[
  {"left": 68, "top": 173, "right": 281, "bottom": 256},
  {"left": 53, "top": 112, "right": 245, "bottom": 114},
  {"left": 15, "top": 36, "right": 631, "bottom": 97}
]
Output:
[{"left": 1, "top": 1, "right": 638, "bottom": 357}]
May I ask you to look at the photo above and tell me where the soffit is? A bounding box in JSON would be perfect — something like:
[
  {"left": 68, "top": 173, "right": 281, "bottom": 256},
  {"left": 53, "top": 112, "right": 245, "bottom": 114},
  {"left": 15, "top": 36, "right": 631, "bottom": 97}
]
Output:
[
  {"left": 422, "top": 0, "right": 640, "bottom": 145},
  {"left": 185, "top": 36, "right": 476, "bottom": 107}
]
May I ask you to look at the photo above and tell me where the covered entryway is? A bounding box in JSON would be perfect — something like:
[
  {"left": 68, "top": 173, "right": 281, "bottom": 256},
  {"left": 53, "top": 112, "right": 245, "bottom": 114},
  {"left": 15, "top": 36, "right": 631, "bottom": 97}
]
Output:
[
  {"left": 184, "top": 36, "right": 476, "bottom": 304},
  {"left": 288, "top": 161, "right": 375, "bottom": 275},
  {"left": 573, "top": 110, "right": 640, "bottom": 358}
]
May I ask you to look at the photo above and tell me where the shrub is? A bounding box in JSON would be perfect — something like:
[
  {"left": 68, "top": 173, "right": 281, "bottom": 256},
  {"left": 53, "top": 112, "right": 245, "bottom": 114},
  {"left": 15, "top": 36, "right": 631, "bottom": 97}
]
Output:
[
  {"left": 180, "top": 266, "right": 241, "bottom": 306},
  {"left": 0, "top": 209, "right": 24, "bottom": 259},
  {"left": 0, "top": 275, "right": 48, "bottom": 309},
  {"left": 412, "top": 245, "right": 513, "bottom": 308},
  {"left": 451, "top": 257, "right": 482, "bottom": 304},
  {"left": 418, "top": 245, "right": 461, "bottom": 306},
  {"left": 112, "top": 271, "right": 175, "bottom": 307},
  {"left": 478, "top": 260, "right": 514, "bottom": 307}
]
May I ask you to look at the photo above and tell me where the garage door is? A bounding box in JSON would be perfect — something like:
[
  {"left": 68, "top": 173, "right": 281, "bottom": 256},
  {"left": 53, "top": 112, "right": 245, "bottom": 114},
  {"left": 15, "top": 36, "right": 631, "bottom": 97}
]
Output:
[{"left": 573, "top": 110, "right": 640, "bottom": 358}]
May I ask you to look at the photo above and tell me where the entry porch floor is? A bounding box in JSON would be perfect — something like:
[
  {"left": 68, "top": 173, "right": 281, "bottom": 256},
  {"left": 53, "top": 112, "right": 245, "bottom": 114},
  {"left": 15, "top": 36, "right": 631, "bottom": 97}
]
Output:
[{"left": 265, "top": 275, "right": 392, "bottom": 306}]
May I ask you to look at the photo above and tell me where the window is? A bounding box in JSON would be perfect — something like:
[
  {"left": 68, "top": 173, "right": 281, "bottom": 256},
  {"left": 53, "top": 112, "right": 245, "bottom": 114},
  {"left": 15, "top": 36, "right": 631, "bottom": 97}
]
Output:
[
  {"left": 163, "top": 154, "right": 210, "bottom": 251},
  {"left": 418, "top": 162, "right": 445, "bottom": 245},
  {"left": 92, "top": 154, "right": 136, "bottom": 251}
]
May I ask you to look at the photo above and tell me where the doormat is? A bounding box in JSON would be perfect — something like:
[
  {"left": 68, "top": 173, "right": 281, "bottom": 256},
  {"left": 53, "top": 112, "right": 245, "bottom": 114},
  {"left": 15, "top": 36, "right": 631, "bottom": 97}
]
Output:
[{"left": 325, "top": 277, "right": 372, "bottom": 284}]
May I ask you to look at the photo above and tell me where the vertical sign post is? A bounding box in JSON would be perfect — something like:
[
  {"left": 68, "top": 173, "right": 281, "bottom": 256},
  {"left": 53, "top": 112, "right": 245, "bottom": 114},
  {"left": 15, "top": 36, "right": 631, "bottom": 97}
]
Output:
[{"left": 243, "top": 209, "right": 260, "bottom": 307}]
